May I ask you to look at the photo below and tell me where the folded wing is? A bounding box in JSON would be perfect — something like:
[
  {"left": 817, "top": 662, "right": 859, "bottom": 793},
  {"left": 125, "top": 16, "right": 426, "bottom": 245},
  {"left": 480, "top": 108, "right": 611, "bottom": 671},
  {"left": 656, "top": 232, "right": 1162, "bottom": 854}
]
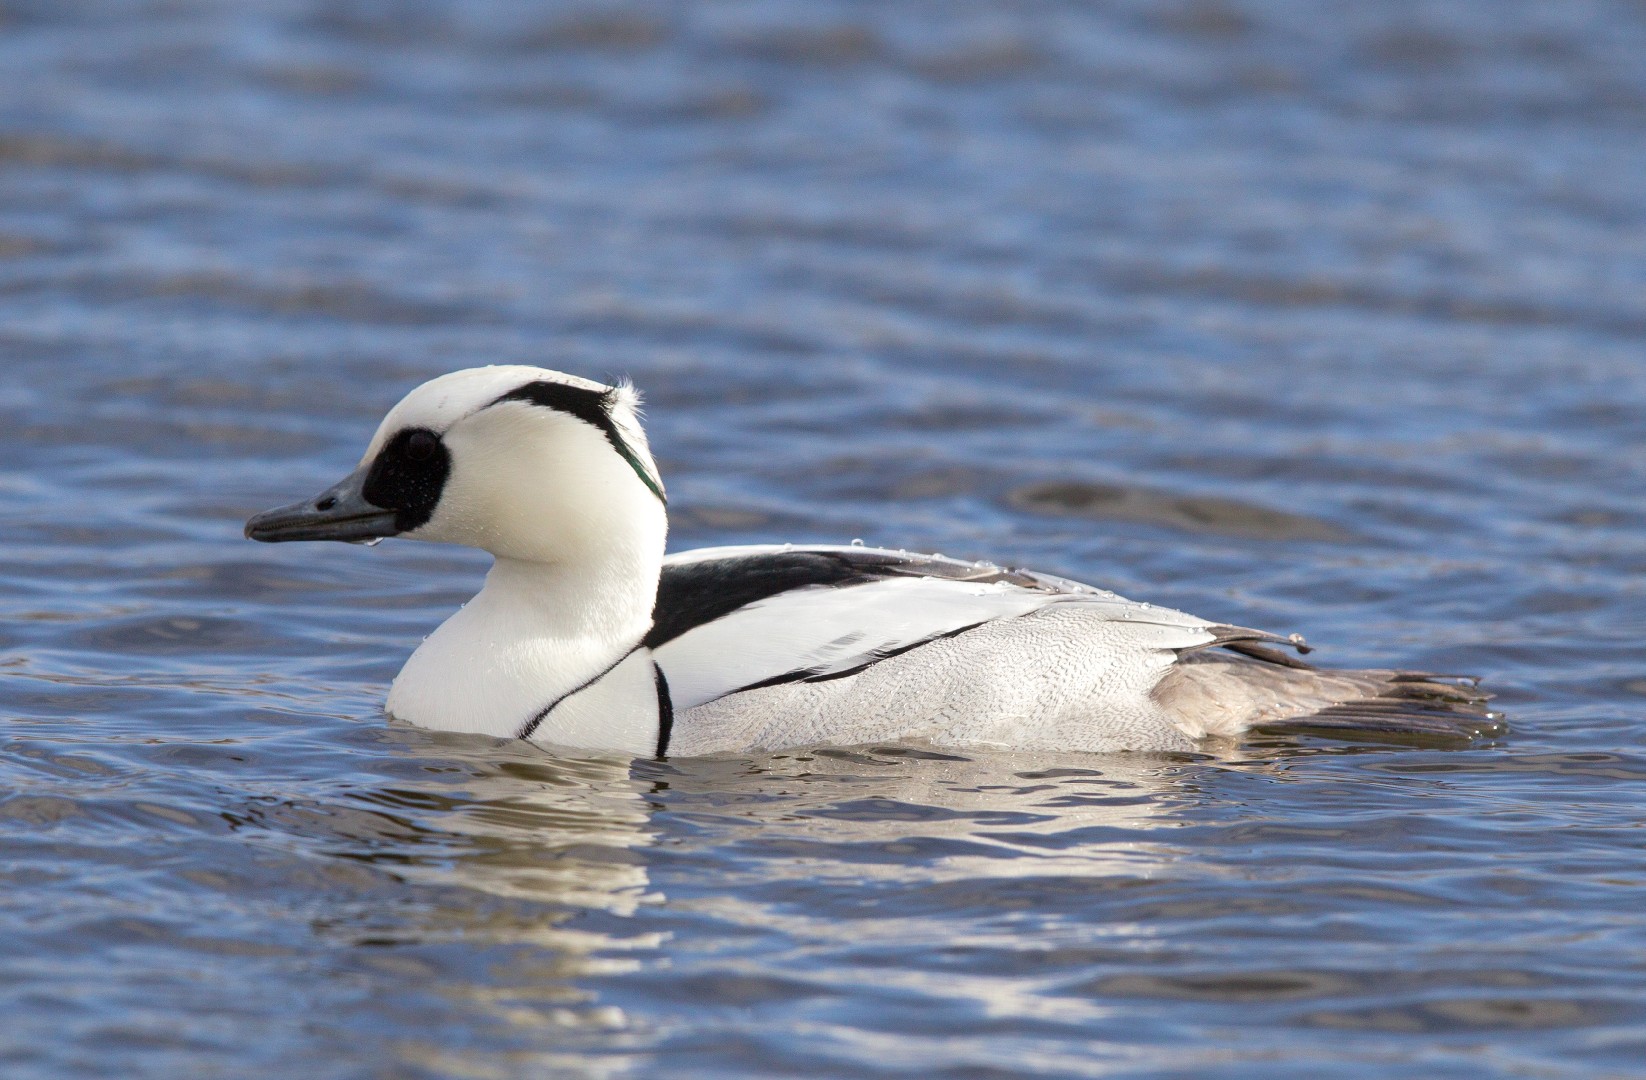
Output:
[{"left": 649, "top": 545, "right": 1230, "bottom": 712}]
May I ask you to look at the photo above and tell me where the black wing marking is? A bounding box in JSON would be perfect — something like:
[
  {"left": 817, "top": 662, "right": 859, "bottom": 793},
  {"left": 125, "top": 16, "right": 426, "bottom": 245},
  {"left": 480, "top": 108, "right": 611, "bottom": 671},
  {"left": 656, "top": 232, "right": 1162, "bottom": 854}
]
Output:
[
  {"left": 729, "top": 620, "right": 990, "bottom": 694},
  {"left": 644, "top": 546, "right": 1061, "bottom": 650},
  {"left": 645, "top": 551, "right": 873, "bottom": 650}
]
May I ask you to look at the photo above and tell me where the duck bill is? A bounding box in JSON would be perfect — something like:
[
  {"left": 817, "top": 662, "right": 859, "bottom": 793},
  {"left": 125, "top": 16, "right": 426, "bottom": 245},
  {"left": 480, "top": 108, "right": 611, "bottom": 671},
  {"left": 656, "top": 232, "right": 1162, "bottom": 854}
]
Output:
[{"left": 244, "top": 468, "right": 400, "bottom": 544}]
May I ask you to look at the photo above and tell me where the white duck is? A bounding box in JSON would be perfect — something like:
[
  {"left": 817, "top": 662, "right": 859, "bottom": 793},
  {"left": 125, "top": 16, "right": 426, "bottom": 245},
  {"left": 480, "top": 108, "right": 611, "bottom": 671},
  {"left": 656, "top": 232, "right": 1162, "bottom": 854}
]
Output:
[{"left": 246, "top": 365, "right": 1497, "bottom": 756}]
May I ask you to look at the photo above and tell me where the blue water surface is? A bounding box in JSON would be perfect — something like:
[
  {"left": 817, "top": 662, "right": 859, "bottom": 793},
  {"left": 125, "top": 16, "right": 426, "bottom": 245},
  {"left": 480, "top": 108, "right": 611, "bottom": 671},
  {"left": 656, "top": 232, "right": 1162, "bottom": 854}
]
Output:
[{"left": 1, "top": 2, "right": 1644, "bottom": 1077}]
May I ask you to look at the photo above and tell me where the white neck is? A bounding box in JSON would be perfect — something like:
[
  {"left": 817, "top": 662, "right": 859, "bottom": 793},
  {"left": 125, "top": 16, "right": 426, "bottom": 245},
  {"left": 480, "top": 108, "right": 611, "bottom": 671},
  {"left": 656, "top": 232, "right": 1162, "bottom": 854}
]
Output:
[{"left": 385, "top": 517, "right": 665, "bottom": 743}]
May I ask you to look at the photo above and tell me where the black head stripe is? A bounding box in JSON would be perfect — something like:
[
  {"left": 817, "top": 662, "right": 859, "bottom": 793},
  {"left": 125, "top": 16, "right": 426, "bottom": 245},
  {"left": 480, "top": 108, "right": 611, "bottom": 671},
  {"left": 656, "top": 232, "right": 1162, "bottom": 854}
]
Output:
[
  {"left": 491, "top": 380, "right": 666, "bottom": 504},
  {"left": 362, "top": 427, "right": 452, "bottom": 532}
]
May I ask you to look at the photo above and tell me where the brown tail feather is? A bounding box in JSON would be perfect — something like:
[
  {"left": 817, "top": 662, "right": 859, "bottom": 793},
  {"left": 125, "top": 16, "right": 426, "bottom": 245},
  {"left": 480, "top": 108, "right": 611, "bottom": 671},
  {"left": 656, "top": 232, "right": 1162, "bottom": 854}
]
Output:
[
  {"left": 1155, "top": 650, "right": 1502, "bottom": 742},
  {"left": 1270, "top": 678, "right": 1503, "bottom": 740}
]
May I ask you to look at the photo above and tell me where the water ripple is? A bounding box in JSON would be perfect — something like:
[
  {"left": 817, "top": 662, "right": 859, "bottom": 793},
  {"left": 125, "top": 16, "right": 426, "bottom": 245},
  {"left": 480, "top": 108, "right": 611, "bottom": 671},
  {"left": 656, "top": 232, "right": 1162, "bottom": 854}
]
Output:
[{"left": 2, "top": 1, "right": 1645, "bottom": 1077}]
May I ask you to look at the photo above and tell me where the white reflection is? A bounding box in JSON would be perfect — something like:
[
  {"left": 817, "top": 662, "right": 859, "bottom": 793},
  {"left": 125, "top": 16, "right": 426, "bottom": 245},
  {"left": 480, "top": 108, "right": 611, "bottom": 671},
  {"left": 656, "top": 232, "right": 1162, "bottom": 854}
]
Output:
[
  {"left": 329, "top": 736, "right": 1211, "bottom": 1078},
  {"left": 388, "top": 748, "right": 659, "bottom": 916},
  {"left": 653, "top": 745, "right": 1192, "bottom": 882}
]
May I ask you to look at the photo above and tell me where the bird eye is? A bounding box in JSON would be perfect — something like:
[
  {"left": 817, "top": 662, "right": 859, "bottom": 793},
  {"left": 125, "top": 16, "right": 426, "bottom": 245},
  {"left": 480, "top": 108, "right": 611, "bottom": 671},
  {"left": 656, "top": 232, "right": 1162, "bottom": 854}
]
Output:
[{"left": 406, "top": 430, "right": 437, "bottom": 461}]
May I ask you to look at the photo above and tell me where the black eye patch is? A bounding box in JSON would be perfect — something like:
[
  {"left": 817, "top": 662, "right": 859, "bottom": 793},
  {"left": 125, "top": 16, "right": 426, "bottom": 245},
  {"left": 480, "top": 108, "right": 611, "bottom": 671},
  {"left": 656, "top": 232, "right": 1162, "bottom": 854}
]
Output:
[
  {"left": 362, "top": 427, "right": 451, "bottom": 532},
  {"left": 406, "top": 429, "right": 438, "bottom": 461}
]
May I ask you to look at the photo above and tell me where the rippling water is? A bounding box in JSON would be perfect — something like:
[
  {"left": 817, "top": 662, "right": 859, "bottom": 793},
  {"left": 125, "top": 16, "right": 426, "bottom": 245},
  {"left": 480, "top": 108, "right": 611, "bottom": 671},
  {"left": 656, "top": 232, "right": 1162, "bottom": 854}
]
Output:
[{"left": 3, "top": 1, "right": 1645, "bottom": 1076}]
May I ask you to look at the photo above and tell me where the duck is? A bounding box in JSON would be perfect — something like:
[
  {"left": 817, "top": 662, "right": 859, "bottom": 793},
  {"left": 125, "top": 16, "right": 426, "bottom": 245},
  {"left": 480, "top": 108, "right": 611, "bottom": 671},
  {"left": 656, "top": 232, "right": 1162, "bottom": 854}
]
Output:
[{"left": 245, "top": 365, "right": 1498, "bottom": 757}]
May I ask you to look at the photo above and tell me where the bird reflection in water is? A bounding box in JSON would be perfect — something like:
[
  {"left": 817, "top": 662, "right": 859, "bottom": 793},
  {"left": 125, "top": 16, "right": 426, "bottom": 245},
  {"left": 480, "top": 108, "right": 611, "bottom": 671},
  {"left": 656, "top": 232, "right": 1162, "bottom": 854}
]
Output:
[{"left": 242, "top": 732, "right": 1313, "bottom": 1075}]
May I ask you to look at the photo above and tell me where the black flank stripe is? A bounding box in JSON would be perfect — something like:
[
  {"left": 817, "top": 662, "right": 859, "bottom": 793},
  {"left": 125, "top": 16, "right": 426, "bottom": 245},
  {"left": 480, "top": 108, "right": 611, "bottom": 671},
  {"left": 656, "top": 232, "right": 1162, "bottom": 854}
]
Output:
[{"left": 653, "top": 663, "right": 674, "bottom": 759}]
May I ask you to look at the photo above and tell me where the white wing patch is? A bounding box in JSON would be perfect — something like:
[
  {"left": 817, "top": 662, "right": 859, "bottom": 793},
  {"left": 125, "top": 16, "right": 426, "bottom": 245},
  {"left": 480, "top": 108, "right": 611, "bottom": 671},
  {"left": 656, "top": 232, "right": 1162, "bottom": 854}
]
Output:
[{"left": 653, "top": 571, "right": 1219, "bottom": 712}]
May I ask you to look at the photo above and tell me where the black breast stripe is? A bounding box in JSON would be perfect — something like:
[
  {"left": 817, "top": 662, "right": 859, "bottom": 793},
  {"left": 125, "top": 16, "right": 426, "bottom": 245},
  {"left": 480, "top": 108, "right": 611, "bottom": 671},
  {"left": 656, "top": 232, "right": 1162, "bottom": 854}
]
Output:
[
  {"left": 653, "top": 663, "right": 674, "bottom": 759},
  {"left": 516, "top": 645, "right": 641, "bottom": 741}
]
